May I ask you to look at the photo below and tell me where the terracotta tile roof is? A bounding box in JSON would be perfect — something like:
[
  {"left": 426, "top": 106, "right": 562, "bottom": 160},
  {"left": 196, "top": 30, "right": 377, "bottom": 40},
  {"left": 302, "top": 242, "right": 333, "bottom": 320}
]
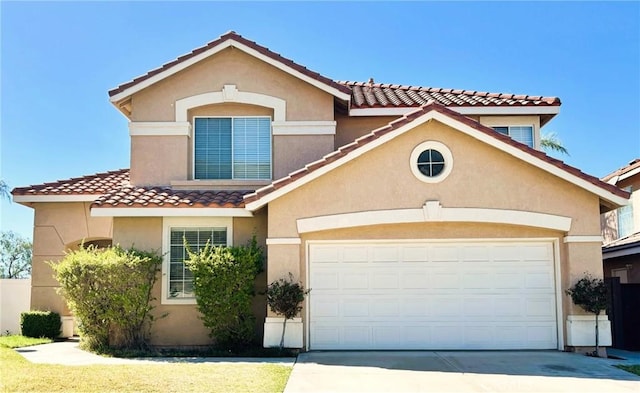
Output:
[
  {"left": 108, "top": 31, "right": 351, "bottom": 98},
  {"left": 244, "top": 103, "right": 627, "bottom": 205},
  {"left": 339, "top": 81, "right": 561, "bottom": 109},
  {"left": 92, "top": 187, "right": 251, "bottom": 208},
  {"left": 11, "top": 169, "right": 130, "bottom": 196},
  {"left": 602, "top": 158, "right": 640, "bottom": 183}
]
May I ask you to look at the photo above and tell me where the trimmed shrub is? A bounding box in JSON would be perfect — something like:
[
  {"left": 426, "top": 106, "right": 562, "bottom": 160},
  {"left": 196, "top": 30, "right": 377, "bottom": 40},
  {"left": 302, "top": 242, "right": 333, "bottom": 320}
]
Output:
[
  {"left": 185, "top": 236, "right": 263, "bottom": 351},
  {"left": 20, "top": 311, "right": 61, "bottom": 339},
  {"left": 566, "top": 273, "right": 608, "bottom": 356},
  {"left": 266, "top": 273, "right": 308, "bottom": 349},
  {"left": 51, "top": 245, "right": 161, "bottom": 351}
]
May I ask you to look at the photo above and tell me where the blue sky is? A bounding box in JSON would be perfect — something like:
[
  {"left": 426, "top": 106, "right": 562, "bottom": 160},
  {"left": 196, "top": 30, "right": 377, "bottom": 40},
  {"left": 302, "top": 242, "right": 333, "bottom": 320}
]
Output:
[{"left": 1, "top": 1, "right": 639, "bottom": 240}]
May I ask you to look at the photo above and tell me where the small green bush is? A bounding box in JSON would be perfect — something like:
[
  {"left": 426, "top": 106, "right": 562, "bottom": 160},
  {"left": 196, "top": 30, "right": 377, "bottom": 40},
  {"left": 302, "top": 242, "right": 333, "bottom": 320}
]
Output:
[
  {"left": 185, "top": 236, "right": 263, "bottom": 351},
  {"left": 20, "top": 311, "right": 61, "bottom": 339},
  {"left": 51, "top": 245, "right": 162, "bottom": 351}
]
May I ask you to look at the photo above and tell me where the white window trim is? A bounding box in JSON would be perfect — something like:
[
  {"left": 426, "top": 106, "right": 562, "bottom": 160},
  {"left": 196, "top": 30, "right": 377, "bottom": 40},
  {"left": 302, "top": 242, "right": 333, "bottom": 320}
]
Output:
[
  {"left": 409, "top": 141, "right": 453, "bottom": 183},
  {"left": 192, "top": 116, "right": 273, "bottom": 181},
  {"left": 161, "top": 216, "right": 233, "bottom": 305}
]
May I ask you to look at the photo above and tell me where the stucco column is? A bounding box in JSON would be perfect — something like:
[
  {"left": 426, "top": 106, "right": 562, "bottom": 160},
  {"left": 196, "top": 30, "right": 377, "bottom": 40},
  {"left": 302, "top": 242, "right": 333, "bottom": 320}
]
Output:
[
  {"left": 563, "top": 240, "right": 612, "bottom": 348},
  {"left": 263, "top": 242, "right": 304, "bottom": 348}
]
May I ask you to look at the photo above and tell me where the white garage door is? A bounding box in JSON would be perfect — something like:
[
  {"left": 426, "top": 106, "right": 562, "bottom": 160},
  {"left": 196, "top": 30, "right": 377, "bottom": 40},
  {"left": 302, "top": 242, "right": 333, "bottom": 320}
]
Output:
[{"left": 309, "top": 241, "right": 558, "bottom": 350}]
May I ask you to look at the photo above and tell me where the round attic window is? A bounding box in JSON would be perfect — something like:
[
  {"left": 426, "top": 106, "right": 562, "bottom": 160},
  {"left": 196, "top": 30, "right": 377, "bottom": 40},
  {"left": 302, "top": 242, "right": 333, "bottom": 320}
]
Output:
[{"left": 410, "top": 141, "right": 453, "bottom": 183}]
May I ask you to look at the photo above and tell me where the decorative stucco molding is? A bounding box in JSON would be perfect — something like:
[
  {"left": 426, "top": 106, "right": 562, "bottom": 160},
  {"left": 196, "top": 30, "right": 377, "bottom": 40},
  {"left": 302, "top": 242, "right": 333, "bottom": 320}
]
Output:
[
  {"left": 263, "top": 317, "right": 303, "bottom": 348},
  {"left": 296, "top": 201, "right": 572, "bottom": 233},
  {"left": 129, "top": 122, "right": 192, "bottom": 136},
  {"left": 266, "top": 238, "right": 302, "bottom": 245},
  {"left": 272, "top": 121, "right": 336, "bottom": 135},
  {"left": 565, "top": 315, "right": 612, "bottom": 347},
  {"left": 175, "top": 85, "right": 286, "bottom": 122},
  {"left": 91, "top": 207, "right": 253, "bottom": 217},
  {"left": 563, "top": 236, "right": 603, "bottom": 243}
]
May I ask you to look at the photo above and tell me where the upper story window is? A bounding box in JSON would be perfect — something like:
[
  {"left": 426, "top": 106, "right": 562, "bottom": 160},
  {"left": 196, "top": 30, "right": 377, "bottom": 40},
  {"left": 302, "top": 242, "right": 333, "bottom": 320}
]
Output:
[
  {"left": 194, "top": 117, "right": 272, "bottom": 180},
  {"left": 617, "top": 186, "right": 634, "bottom": 238},
  {"left": 492, "top": 126, "right": 534, "bottom": 148}
]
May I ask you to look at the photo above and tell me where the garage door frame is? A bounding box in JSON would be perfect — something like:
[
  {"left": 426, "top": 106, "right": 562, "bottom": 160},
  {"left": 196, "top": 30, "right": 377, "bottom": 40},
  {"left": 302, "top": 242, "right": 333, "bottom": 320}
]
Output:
[{"left": 305, "top": 238, "right": 564, "bottom": 350}]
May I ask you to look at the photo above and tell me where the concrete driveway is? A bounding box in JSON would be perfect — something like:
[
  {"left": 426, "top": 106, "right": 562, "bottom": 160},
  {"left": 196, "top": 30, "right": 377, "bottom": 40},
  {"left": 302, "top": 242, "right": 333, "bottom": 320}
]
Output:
[{"left": 284, "top": 351, "right": 640, "bottom": 392}]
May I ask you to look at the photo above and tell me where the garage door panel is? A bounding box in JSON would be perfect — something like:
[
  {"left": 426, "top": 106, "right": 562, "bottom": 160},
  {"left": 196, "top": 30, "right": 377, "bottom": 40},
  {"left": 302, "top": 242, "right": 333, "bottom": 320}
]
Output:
[
  {"left": 342, "top": 246, "right": 368, "bottom": 262},
  {"left": 309, "top": 241, "right": 557, "bottom": 350},
  {"left": 401, "top": 271, "right": 429, "bottom": 288},
  {"left": 402, "top": 246, "right": 429, "bottom": 262},
  {"left": 372, "top": 246, "right": 400, "bottom": 262}
]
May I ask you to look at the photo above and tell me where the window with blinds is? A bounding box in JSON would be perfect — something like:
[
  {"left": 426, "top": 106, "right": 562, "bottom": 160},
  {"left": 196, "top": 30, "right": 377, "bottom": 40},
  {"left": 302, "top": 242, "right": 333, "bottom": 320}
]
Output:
[
  {"left": 492, "top": 126, "right": 534, "bottom": 148},
  {"left": 194, "top": 117, "right": 271, "bottom": 180},
  {"left": 169, "top": 227, "right": 227, "bottom": 299},
  {"left": 617, "top": 187, "right": 634, "bottom": 239}
]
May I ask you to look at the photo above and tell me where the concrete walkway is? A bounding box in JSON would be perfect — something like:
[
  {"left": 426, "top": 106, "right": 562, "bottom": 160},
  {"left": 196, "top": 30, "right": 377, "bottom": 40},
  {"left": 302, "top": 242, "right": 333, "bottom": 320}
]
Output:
[
  {"left": 15, "top": 340, "right": 295, "bottom": 366},
  {"left": 284, "top": 351, "right": 640, "bottom": 393}
]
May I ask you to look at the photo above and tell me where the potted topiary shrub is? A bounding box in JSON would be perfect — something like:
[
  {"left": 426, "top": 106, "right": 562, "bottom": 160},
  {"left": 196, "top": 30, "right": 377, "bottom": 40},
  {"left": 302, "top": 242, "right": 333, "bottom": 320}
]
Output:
[
  {"left": 565, "top": 273, "right": 608, "bottom": 357},
  {"left": 265, "top": 273, "right": 309, "bottom": 350}
]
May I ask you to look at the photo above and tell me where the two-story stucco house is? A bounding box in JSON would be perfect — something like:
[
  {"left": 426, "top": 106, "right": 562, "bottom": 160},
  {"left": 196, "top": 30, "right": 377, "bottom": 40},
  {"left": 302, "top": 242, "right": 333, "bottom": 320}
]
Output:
[
  {"left": 13, "top": 32, "right": 629, "bottom": 351},
  {"left": 601, "top": 159, "right": 640, "bottom": 283}
]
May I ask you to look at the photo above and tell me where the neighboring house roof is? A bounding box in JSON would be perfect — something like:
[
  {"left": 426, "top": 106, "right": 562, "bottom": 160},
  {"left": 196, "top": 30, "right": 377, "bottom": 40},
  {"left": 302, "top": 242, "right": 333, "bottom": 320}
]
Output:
[
  {"left": 108, "top": 31, "right": 352, "bottom": 104},
  {"left": 604, "top": 231, "right": 640, "bottom": 250},
  {"left": 12, "top": 169, "right": 130, "bottom": 202},
  {"left": 603, "top": 231, "right": 640, "bottom": 259},
  {"left": 602, "top": 158, "right": 640, "bottom": 185},
  {"left": 244, "top": 103, "right": 629, "bottom": 211},
  {"left": 340, "top": 81, "right": 560, "bottom": 109},
  {"left": 92, "top": 187, "right": 250, "bottom": 209}
]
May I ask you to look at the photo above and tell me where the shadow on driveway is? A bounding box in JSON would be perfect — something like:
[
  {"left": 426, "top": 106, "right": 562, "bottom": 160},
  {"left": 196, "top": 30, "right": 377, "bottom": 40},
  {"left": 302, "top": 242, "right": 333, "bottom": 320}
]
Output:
[{"left": 284, "top": 351, "right": 640, "bottom": 393}]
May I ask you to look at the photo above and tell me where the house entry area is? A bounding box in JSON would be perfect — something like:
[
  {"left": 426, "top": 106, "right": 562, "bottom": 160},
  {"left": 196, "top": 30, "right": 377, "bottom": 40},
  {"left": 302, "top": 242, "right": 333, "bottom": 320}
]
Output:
[{"left": 308, "top": 240, "right": 558, "bottom": 350}]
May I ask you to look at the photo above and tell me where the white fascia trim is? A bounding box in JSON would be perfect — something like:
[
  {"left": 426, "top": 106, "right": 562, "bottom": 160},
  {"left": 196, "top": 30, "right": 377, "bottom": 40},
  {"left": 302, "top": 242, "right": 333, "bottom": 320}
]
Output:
[
  {"left": 349, "top": 107, "right": 415, "bottom": 117},
  {"left": 91, "top": 207, "right": 253, "bottom": 217},
  {"left": 296, "top": 202, "right": 572, "bottom": 233},
  {"left": 348, "top": 106, "right": 560, "bottom": 117},
  {"left": 110, "top": 39, "right": 351, "bottom": 103},
  {"left": 619, "top": 166, "right": 640, "bottom": 182},
  {"left": 603, "top": 245, "right": 640, "bottom": 260},
  {"left": 175, "top": 86, "right": 286, "bottom": 122},
  {"left": 266, "top": 238, "right": 302, "bottom": 245},
  {"left": 272, "top": 121, "right": 336, "bottom": 135},
  {"left": 129, "top": 122, "right": 192, "bottom": 136},
  {"left": 13, "top": 195, "right": 99, "bottom": 203},
  {"left": 247, "top": 108, "right": 625, "bottom": 211},
  {"left": 563, "top": 236, "right": 603, "bottom": 243}
]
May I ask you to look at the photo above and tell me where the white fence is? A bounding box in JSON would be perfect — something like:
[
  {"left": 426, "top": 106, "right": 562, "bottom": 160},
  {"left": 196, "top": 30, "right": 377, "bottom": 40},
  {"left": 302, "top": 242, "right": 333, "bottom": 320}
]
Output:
[{"left": 0, "top": 279, "right": 31, "bottom": 335}]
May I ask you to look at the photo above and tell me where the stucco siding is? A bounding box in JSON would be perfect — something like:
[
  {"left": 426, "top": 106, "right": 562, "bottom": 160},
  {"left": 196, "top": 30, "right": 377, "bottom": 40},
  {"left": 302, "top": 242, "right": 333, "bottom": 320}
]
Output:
[
  {"left": 334, "top": 114, "right": 398, "bottom": 149},
  {"left": 268, "top": 119, "right": 601, "bottom": 238},
  {"left": 273, "top": 135, "right": 335, "bottom": 179},
  {"left": 31, "top": 202, "right": 112, "bottom": 316},
  {"left": 130, "top": 135, "right": 190, "bottom": 186},
  {"left": 130, "top": 48, "right": 334, "bottom": 122}
]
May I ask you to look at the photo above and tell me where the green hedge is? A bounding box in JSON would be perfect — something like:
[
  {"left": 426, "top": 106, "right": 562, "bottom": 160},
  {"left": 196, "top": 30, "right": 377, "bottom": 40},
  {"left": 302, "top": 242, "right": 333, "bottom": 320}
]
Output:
[{"left": 20, "top": 311, "right": 61, "bottom": 339}]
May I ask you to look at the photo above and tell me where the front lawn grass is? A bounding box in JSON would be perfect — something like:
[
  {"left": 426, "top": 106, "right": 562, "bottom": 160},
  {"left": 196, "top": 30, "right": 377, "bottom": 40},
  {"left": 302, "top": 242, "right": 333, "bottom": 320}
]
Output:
[
  {"left": 0, "top": 335, "right": 52, "bottom": 348},
  {"left": 0, "top": 345, "right": 292, "bottom": 393},
  {"left": 617, "top": 364, "right": 640, "bottom": 376}
]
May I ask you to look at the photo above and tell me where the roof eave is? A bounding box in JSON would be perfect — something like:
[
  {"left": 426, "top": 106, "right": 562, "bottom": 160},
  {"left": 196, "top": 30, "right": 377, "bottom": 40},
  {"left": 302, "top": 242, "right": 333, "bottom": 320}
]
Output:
[
  {"left": 109, "top": 37, "right": 351, "bottom": 110},
  {"left": 245, "top": 105, "right": 628, "bottom": 212}
]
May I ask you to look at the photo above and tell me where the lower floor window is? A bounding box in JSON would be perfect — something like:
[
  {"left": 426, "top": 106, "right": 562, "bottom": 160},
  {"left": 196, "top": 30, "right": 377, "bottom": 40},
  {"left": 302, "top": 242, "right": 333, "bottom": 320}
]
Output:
[{"left": 169, "top": 227, "right": 227, "bottom": 298}]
